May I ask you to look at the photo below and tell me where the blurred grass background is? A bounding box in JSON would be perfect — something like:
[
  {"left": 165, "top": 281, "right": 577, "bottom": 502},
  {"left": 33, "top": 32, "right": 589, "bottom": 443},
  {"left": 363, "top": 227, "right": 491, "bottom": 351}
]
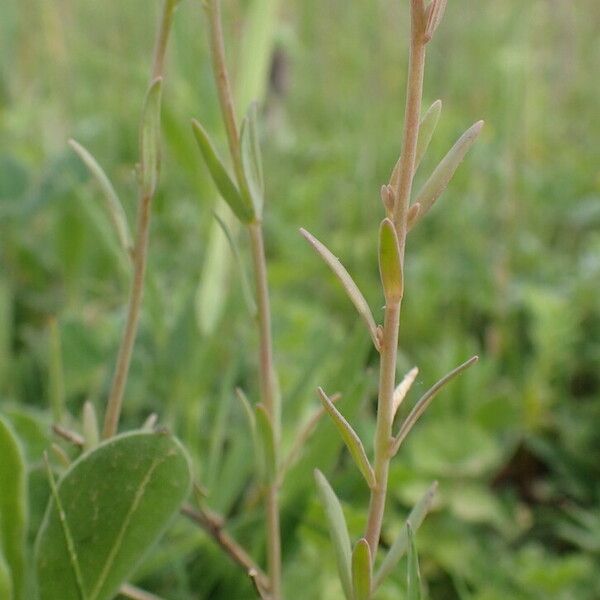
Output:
[{"left": 1, "top": 0, "right": 599, "bottom": 598}]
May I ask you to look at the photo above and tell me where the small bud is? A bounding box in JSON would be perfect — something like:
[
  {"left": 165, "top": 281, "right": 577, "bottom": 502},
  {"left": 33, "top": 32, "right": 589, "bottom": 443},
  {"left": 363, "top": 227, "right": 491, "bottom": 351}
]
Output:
[
  {"left": 407, "top": 203, "right": 421, "bottom": 229},
  {"left": 380, "top": 184, "right": 396, "bottom": 215}
]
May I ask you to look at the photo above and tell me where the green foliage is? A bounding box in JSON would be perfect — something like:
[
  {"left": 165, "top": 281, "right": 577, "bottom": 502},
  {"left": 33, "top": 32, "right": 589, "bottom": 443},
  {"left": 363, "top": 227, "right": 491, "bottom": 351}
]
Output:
[
  {"left": 0, "top": 416, "right": 28, "bottom": 600},
  {"left": 35, "top": 432, "right": 191, "bottom": 600}
]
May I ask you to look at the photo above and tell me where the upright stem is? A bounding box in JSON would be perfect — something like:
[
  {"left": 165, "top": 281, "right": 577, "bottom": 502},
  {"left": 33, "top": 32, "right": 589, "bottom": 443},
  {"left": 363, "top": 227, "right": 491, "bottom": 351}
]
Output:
[
  {"left": 249, "top": 223, "right": 282, "bottom": 598},
  {"left": 204, "top": 2, "right": 283, "bottom": 595},
  {"left": 364, "top": 0, "right": 426, "bottom": 556},
  {"left": 364, "top": 301, "right": 400, "bottom": 552},
  {"left": 102, "top": 0, "right": 176, "bottom": 439}
]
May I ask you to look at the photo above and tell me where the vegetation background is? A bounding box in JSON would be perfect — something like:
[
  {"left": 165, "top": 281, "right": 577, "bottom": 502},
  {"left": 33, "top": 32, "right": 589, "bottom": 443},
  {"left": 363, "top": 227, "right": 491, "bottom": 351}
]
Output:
[{"left": 1, "top": 0, "right": 599, "bottom": 598}]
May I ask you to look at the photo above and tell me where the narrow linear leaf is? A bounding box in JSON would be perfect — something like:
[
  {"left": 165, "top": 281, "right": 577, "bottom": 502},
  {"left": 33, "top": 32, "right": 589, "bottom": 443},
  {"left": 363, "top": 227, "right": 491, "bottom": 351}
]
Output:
[
  {"left": 213, "top": 212, "right": 257, "bottom": 316},
  {"left": 68, "top": 139, "right": 133, "bottom": 255},
  {"left": 314, "top": 470, "right": 353, "bottom": 600},
  {"left": 373, "top": 481, "right": 438, "bottom": 590},
  {"left": 139, "top": 77, "right": 163, "bottom": 198},
  {"left": 255, "top": 404, "right": 277, "bottom": 483},
  {"left": 407, "top": 524, "right": 422, "bottom": 600},
  {"left": 411, "top": 121, "right": 484, "bottom": 227},
  {"left": 300, "top": 228, "right": 379, "bottom": 350},
  {"left": 378, "top": 219, "right": 403, "bottom": 303},
  {"left": 0, "top": 416, "right": 28, "bottom": 600},
  {"left": 35, "top": 432, "right": 192, "bottom": 600},
  {"left": 424, "top": 0, "right": 448, "bottom": 43},
  {"left": 389, "top": 100, "right": 443, "bottom": 188},
  {"left": 318, "top": 388, "right": 376, "bottom": 489},
  {"left": 191, "top": 119, "right": 254, "bottom": 223},
  {"left": 391, "top": 356, "right": 478, "bottom": 455},
  {"left": 352, "top": 538, "right": 372, "bottom": 600},
  {"left": 240, "top": 102, "right": 264, "bottom": 220},
  {"left": 82, "top": 401, "right": 99, "bottom": 451},
  {"left": 235, "top": 388, "right": 262, "bottom": 478},
  {"left": 415, "top": 99, "right": 442, "bottom": 170},
  {"left": 392, "top": 366, "right": 419, "bottom": 419}
]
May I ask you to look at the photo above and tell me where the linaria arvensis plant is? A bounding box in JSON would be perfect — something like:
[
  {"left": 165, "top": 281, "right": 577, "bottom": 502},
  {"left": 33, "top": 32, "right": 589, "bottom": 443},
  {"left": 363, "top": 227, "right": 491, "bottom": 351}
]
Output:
[
  {"left": 191, "top": 0, "right": 483, "bottom": 598},
  {"left": 0, "top": 0, "right": 487, "bottom": 598}
]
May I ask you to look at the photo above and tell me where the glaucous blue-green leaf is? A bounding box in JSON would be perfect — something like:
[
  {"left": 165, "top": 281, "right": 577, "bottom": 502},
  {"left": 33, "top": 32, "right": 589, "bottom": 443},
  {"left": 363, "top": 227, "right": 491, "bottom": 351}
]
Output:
[
  {"left": 0, "top": 415, "right": 28, "bottom": 600},
  {"left": 139, "top": 78, "right": 163, "bottom": 198},
  {"left": 35, "top": 431, "right": 191, "bottom": 600}
]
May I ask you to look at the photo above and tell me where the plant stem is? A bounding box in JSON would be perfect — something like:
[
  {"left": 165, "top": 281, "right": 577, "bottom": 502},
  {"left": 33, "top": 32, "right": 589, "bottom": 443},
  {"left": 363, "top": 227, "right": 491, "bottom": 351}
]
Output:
[
  {"left": 181, "top": 504, "right": 270, "bottom": 591},
  {"left": 119, "top": 583, "right": 166, "bottom": 600},
  {"left": 249, "top": 222, "right": 282, "bottom": 598},
  {"left": 364, "top": 301, "right": 400, "bottom": 552},
  {"left": 204, "top": 2, "right": 283, "bottom": 594},
  {"left": 365, "top": 0, "right": 426, "bottom": 555},
  {"left": 102, "top": 0, "right": 176, "bottom": 439}
]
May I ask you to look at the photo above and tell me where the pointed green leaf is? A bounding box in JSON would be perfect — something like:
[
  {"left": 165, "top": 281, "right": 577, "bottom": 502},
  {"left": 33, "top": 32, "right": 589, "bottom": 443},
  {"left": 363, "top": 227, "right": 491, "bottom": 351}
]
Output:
[
  {"left": 407, "top": 524, "right": 422, "bottom": 600},
  {"left": 415, "top": 99, "right": 442, "bottom": 170},
  {"left": 318, "top": 388, "right": 375, "bottom": 489},
  {"left": 352, "top": 538, "right": 372, "bottom": 600},
  {"left": 391, "top": 356, "right": 478, "bottom": 455},
  {"left": 0, "top": 416, "right": 27, "bottom": 600},
  {"left": 139, "top": 77, "right": 163, "bottom": 198},
  {"left": 314, "top": 470, "right": 353, "bottom": 600},
  {"left": 68, "top": 139, "right": 133, "bottom": 255},
  {"left": 300, "top": 228, "right": 380, "bottom": 350},
  {"left": 240, "top": 102, "right": 264, "bottom": 220},
  {"left": 389, "top": 100, "right": 443, "bottom": 188},
  {"left": 191, "top": 119, "right": 254, "bottom": 223},
  {"left": 255, "top": 404, "right": 277, "bottom": 483},
  {"left": 411, "top": 120, "right": 484, "bottom": 227},
  {"left": 35, "top": 431, "right": 192, "bottom": 600},
  {"left": 374, "top": 481, "right": 437, "bottom": 590},
  {"left": 0, "top": 550, "right": 13, "bottom": 600},
  {"left": 82, "top": 402, "right": 99, "bottom": 451},
  {"left": 379, "top": 219, "right": 403, "bottom": 303}
]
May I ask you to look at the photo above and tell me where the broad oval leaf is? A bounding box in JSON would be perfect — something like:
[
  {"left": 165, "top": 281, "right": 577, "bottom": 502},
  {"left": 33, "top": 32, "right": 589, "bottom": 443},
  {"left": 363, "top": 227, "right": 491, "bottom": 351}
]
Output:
[
  {"left": 68, "top": 140, "right": 133, "bottom": 255},
  {"left": 139, "top": 77, "right": 163, "bottom": 198},
  {"left": 378, "top": 219, "right": 403, "bottom": 303},
  {"left": 318, "top": 388, "right": 375, "bottom": 489},
  {"left": 35, "top": 431, "right": 192, "bottom": 600},
  {"left": 373, "top": 481, "right": 437, "bottom": 590},
  {"left": 191, "top": 119, "right": 254, "bottom": 223},
  {"left": 352, "top": 538, "right": 372, "bottom": 600},
  {"left": 0, "top": 415, "right": 28, "bottom": 600},
  {"left": 240, "top": 103, "right": 264, "bottom": 220},
  {"left": 300, "top": 228, "right": 380, "bottom": 350},
  {"left": 314, "top": 469, "right": 353, "bottom": 600},
  {"left": 411, "top": 120, "right": 484, "bottom": 227}
]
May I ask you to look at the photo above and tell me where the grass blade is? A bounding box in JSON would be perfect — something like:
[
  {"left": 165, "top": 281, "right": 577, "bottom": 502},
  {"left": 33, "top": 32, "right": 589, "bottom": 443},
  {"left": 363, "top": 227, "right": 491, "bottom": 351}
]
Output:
[
  {"left": 411, "top": 121, "right": 484, "bottom": 228},
  {"left": 391, "top": 356, "right": 478, "bottom": 455},
  {"left": 378, "top": 219, "right": 403, "bottom": 303},
  {"left": 373, "top": 481, "right": 437, "bottom": 590},
  {"left": 300, "top": 228, "right": 379, "bottom": 350},
  {"left": 318, "top": 388, "right": 376, "bottom": 489},
  {"left": 314, "top": 469, "right": 353, "bottom": 600},
  {"left": 69, "top": 140, "right": 133, "bottom": 255},
  {"left": 191, "top": 119, "right": 254, "bottom": 223},
  {"left": 352, "top": 538, "right": 372, "bottom": 600},
  {"left": 407, "top": 524, "right": 422, "bottom": 600},
  {"left": 139, "top": 77, "right": 163, "bottom": 198}
]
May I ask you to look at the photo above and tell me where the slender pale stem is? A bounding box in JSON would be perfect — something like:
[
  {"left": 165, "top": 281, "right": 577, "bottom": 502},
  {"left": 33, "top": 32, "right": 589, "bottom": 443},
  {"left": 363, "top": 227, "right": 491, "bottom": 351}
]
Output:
[
  {"left": 364, "top": 301, "right": 400, "bottom": 552},
  {"left": 365, "top": 0, "right": 426, "bottom": 556},
  {"left": 102, "top": 0, "right": 176, "bottom": 439},
  {"left": 181, "top": 504, "right": 270, "bottom": 591},
  {"left": 249, "top": 222, "right": 282, "bottom": 598},
  {"left": 204, "top": 2, "right": 283, "bottom": 595}
]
